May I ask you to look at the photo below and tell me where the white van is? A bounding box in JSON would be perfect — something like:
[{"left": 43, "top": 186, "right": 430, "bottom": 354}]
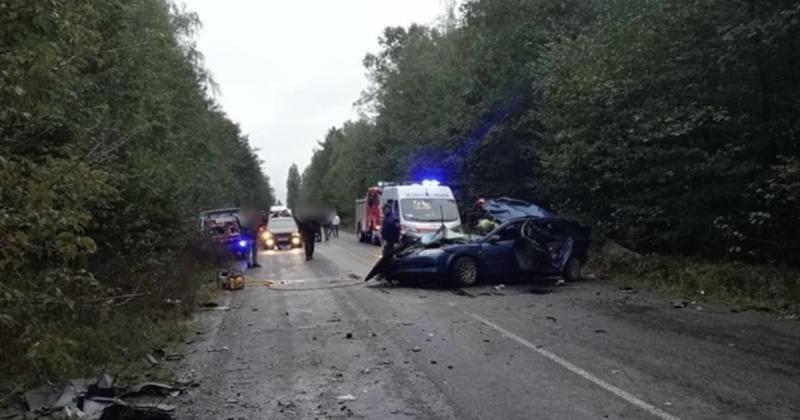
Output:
[{"left": 380, "top": 181, "right": 462, "bottom": 236}]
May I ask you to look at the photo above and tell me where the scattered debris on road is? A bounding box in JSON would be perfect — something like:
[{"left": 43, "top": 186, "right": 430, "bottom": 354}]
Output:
[
  {"left": 452, "top": 289, "right": 477, "bottom": 298},
  {"left": 345, "top": 332, "right": 353, "bottom": 339},
  {"left": 530, "top": 287, "right": 552, "bottom": 295},
  {"left": 336, "top": 394, "right": 356, "bottom": 401},
  {"left": 277, "top": 400, "right": 297, "bottom": 412},
  {"left": 546, "top": 316, "right": 557, "bottom": 322},
  {"left": 199, "top": 304, "right": 231, "bottom": 311},
  {"left": 494, "top": 284, "right": 506, "bottom": 290},
  {"left": 595, "top": 329, "right": 607, "bottom": 334},
  {"left": 218, "top": 270, "right": 245, "bottom": 290},
  {"left": 20, "top": 375, "right": 180, "bottom": 419},
  {"left": 146, "top": 353, "right": 160, "bottom": 367},
  {"left": 672, "top": 301, "right": 688, "bottom": 309},
  {"left": 412, "top": 346, "right": 422, "bottom": 352}
]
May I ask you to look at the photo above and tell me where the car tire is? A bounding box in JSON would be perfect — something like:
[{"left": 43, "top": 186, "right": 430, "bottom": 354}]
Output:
[
  {"left": 450, "top": 257, "right": 479, "bottom": 287},
  {"left": 562, "top": 257, "right": 581, "bottom": 282}
]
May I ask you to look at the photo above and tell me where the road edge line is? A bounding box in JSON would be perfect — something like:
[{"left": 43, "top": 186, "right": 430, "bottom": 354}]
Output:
[{"left": 470, "top": 313, "right": 681, "bottom": 420}]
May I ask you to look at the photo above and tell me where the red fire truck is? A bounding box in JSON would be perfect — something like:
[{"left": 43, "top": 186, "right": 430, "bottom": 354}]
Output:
[{"left": 354, "top": 186, "right": 382, "bottom": 244}]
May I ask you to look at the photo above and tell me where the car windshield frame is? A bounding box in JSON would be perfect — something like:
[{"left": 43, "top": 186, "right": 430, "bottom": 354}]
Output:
[{"left": 400, "top": 198, "right": 459, "bottom": 223}]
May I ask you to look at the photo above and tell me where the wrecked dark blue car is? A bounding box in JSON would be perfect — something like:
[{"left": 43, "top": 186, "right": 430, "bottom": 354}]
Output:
[{"left": 367, "top": 198, "right": 591, "bottom": 286}]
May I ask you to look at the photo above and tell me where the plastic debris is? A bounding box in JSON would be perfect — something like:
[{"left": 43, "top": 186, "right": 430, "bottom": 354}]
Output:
[
  {"left": 124, "top": 382, "right": 179, "bottom": 398},
  {"left": 146, "top": 354, "right": 160, "bottom": 367},
  {"left": 23, "top": 375, "right": 177, "bottom": 419},
  {"left": 165, "top": 353, "right": 183, "bottom": 361},
  {"left": 336, "top": 394, "right": 356, "bottom": 401},
  {"left": 24, "top": 382, "right": 81, "bottom": 414}
]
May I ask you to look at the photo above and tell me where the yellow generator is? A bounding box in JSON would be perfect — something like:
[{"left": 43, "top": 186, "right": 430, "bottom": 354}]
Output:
[{"left": 218, "top": 270, "right": 245, "bottom": 290}]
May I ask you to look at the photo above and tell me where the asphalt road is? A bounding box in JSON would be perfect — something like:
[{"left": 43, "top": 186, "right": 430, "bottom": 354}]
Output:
[{"left": 175, "top": 233, "right": 800, "bottom": 420}]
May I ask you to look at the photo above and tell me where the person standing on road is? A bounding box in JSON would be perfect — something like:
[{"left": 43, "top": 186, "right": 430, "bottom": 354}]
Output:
[
  {"left": 322, "top": 211, "right": 333, "bottom": 242},
  {"left": 381, "top": 203, "right": 400, "bottom": 259},
  {"left": 238, "top": 207, "right": 261, "bottom": 268},
  {"left": 295, "top": 213, "right": 320, "bottom": 261},
  {"left": 332, "top": 213, "right": 340, "bottom": 238}
]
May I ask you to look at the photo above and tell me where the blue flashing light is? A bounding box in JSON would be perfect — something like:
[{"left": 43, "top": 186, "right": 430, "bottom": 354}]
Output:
[
  {"left": 238, "top": 240, "right": 247, "bottom": 248},
  {"left": 421, "top": 179, "right": 441, "bottom": 187}
]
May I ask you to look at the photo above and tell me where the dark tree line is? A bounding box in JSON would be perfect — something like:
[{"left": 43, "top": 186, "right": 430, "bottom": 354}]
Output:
[
  {"left": 300, "top": 0, "right": 800, "bottom": 265},
  {"left": 1, "top": 0, "right": 273, "bottom": 378}
]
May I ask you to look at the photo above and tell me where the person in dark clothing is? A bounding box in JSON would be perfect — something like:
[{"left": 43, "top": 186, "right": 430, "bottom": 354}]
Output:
[
  {"left": 238, "top": 207, "right": 261, "bottom": 268},
  {"left": 381, "top": 203, "right": 400, "bottom": 259},
  {"left": 295, "top": 215, "right": 320, "bottom": 261}
]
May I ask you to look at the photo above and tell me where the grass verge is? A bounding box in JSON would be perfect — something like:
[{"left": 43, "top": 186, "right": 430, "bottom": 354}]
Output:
[
  {"left": 0, "top": 249, "right": 219, "bottom": 409},
  {"left": 587, "top": 243, "right": 800, "bottom": 317}
]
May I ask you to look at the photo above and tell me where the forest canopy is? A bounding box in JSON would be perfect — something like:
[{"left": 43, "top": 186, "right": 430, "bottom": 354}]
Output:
[{"left": 299, "top": 0, "right": 800, "bottom": 265}]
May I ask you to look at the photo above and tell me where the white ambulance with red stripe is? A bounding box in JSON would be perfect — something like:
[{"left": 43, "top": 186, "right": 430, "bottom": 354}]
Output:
[{"left": 379, "top": 180, "right": 462, "bottom": 237}]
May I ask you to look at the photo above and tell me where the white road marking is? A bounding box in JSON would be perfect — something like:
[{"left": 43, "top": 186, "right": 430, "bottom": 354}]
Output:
[{"left": 470, "top": 314, "right": 681, "bottom": 420}]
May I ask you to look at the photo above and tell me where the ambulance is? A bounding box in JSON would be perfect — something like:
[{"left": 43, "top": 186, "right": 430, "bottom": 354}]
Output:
[{"left": 356, "top": 180, "right": 462, "bottom": 245}]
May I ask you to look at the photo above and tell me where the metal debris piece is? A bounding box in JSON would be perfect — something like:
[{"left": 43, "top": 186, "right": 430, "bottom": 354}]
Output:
[
  {"left": 146, "top": 354, "right": 160, "bottom": 366},
  {"left": 124, "top": 382, "right": 179, "bottom": 398}
]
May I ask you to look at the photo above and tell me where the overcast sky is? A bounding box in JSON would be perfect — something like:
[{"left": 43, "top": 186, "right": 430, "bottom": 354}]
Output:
[{"left": 180, "top": 0, "right": 448, "bottom": 203}]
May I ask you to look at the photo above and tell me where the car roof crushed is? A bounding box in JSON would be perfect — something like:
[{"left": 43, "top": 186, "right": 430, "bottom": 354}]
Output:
[{"left": 483, "top": 197, "right": 553, "bottom": 222}]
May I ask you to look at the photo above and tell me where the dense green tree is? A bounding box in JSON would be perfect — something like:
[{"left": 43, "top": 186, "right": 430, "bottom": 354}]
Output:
[
  {"left": 1, "top": 0, "right": 274, "bottom": 379},
  {"left": 286, "top": 163, "right": 301, "bottom": 210},
  {"left": 538, "top": 0, "right": 800, "bottom": 260}
]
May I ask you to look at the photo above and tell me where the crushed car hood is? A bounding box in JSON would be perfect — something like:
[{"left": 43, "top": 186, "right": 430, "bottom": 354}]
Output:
[{"left": 483, "top": 197, "right": 552, "bottom": 222}]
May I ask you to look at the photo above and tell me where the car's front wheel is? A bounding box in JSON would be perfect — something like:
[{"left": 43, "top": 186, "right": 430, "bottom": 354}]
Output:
[
  {"left": 450, "top": 257, "right": 479, "bottom": 287},
  {"left": 562, "top": 257, "right": 581, "bottom": 282}
]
